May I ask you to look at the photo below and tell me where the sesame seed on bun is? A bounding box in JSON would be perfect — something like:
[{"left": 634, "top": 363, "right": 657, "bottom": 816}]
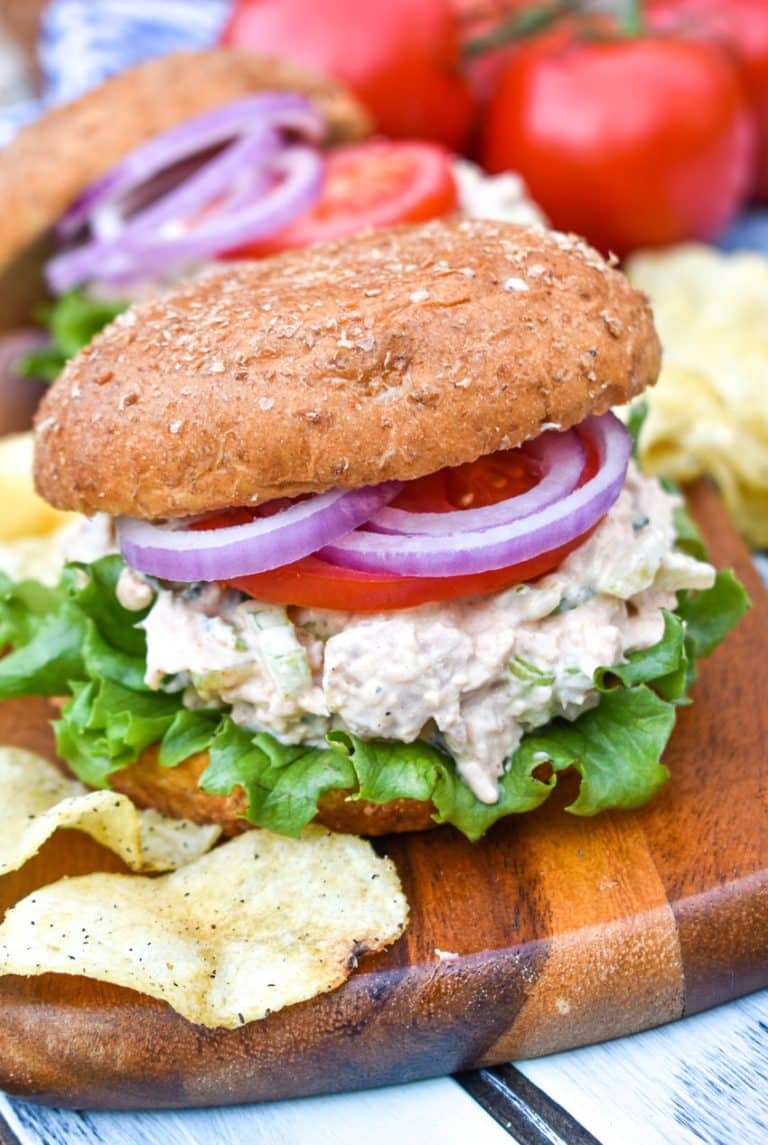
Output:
[{"left": 34, "top": 218, "right": 660, "bottom": 519}]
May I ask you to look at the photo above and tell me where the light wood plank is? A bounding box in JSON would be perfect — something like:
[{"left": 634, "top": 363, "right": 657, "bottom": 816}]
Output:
[
  {"left": 1, "top": 1078, "right": 515, "bottom": 1145},
  {"left": 518, "top": 989, "right": 768, "bottom": 1145}
]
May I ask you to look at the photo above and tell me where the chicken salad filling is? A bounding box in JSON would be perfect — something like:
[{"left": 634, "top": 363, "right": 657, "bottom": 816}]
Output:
[{"left": 110, "top": 462, "right": 716, "bottom": 803}]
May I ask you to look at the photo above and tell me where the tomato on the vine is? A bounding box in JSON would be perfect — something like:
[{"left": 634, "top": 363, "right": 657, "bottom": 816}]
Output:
[
  {"left": 648, "top": 0, "right": 768, "bottom": 202},
  {"left": 228, "top": 141, "right": 458, "bottom": 257},
  {"left": 221, "top": 0, "right": 474, "bottom": 150},
  {"left": 483, "top": 21, "right": 755, "bottom": 256}
]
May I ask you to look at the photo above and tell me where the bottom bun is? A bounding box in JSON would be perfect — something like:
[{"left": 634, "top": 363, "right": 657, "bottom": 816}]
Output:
[{"left": 108, "top": 746, "right": 437, "bottom": 836}]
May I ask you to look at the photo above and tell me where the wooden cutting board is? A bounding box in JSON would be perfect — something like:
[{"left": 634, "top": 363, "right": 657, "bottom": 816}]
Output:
[{"left": 0, "top": 480, "right": 765, "bottom": 1111}]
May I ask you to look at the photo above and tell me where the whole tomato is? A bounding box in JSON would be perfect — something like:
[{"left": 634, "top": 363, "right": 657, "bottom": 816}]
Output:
[
  {"left": 648, "top": 0, "right": 768, "bottom": 201},
  {"left": 221, "top": 0, "right": 474, "bottom": 151},
  {"left": 483, "top": 24, "right": 755, "bottom": 256}
]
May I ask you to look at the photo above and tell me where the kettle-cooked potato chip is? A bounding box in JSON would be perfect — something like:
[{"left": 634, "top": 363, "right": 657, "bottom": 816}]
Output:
[
  {"left": 0, "top": 433, "right": 76, "bottom": 542},
  {"left": 0, "top": 826, "right": 408, "bottom": 1028},
  {"left": 0, "top": 529, "right": 70, "bottom": 585},
  {"left": 0, "top": 746, "right": 220, "bottom": 875},
  {"left": 627, "top": 244, "right": 768, "bottom": 546}
]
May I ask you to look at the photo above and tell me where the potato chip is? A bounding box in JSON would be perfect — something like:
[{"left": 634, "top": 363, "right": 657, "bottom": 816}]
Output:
[
  {"left": 0, "top": 746, "right": 220, "bottom": 875},
  {"left": 0, "top": 528, "right": 70, "bottom": 585},
  {"left": 627, "top": 244, "right": 768, "bottom": 546},
  {"left": 0, "top": 433, "right": 76, "bottom": 541},
  {"left": 0, "top": 826, "right": 408, "bottom": 1028}
]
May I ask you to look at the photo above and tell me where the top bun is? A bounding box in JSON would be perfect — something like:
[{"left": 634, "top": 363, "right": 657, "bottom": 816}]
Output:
[
  {"left": 34, "top": 219, "right": 660, "bottom": 519},
  {"left": 0, "top": 49, "right": 370, "bottom": 276}
]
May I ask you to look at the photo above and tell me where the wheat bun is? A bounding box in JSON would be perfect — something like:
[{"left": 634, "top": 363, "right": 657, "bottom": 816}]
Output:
[
  {"left": 35, "top": 218, "right": 660, "bottom": 518},
  {"left": 0, "top": 49, "right": 370, "bottom": 277},
  {"left": 105, "top": 749, "right": 435, "bottom": 837}
]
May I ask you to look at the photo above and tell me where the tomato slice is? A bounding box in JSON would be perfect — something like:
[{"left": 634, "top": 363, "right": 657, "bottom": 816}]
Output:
[
  {"left": 229, "top": 536, "right": 589, "bottom": 611},
  {"left": 392, "top": 448, "right": 541, "bottom": 513},
  {"left": 225, "top": 140, "right": 458, "bottom": 257},
  {"left": 224, "top": 440, "right": 599, "bottom": 611}
]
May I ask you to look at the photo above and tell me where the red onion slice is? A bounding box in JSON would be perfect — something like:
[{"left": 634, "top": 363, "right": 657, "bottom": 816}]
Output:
[
  {"left": 48, "top": 93, "right": 326, "bottom": 293},
  {"left": 369, "top": 428, "right": 584, "bottom": 536},
  {"left": 57, "top": 94, "right": 324, "bottom": 239},
  {"left": 47, "top": 125, "right": 282, "bottom": 290},
  {"left": 126, "top": 145, "right": 324, "bottom": 263},
  {"left": 117, "top": 482, "right": 403, "bottom": 582},
  {"left": 47, "top": 143, "right": 325, "bottom": 292},
  {"left": 95, "top": 128, "right": 281, "bottom": 242},
  {"left": 320, "top": 413, "right": 631, "bottom": 577}
]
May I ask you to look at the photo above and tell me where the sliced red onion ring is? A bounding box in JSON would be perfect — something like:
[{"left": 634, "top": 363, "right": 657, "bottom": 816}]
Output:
[
  {"left": 87, "top": 140, "right": 277, "bottom": 243},
  {"left": 57, "top": 93, "right": 324, "bottom": 239},
  {"left": 48, "top": 93, "right": 326, "bottom": 293},
  {"left": 369, "top": 428, "right": 584, "bottom": 536},
  {"left": 117, "top": 482, "right": 403, "bottom": 582},
  {"left": 47, "top": 126, "right": 282, "bottom": 290},
  {"left": 320, "top": 413, "right": 631, "bottom": 577},
  {"left": 47, "top": 143, "right": 324, "bottom": 292},
  {"left": 123, "top": 145, "right": 324, "bottom": 263},
  {"left": 94, "top": 128, "right": 281, "bottom": 242},
  {"left": 90, "top": 202, "right": 126, "bottom": 242}
]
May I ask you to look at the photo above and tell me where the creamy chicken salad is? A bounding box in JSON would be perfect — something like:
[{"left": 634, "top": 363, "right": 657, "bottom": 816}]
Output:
[{"left": 60, "top": 462, "right": 711, "bottom": 806}]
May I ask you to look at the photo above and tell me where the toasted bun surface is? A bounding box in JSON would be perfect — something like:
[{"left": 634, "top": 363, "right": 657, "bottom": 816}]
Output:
[
  {"left": 108, "top": 748, "right": 436, "bottom": 837},
  {"left": 35, "top": 218, "right": 660, "bottom": 518},
  {"left": 0, "top": 49, "right": 369, "bottom": 276}
]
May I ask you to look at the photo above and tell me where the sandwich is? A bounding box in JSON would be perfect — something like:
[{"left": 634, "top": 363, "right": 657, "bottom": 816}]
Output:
[
  {"left": 0, "top": 48, "right": 368, "bottom": 365},
  {"left": 0, "top": 217, "right": 748, "bottom": 841},
  {"left": 0, "top": 49, "right": 540, "bottom": 387}
]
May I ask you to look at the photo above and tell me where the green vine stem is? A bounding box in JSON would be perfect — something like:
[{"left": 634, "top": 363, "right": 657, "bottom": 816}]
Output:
[{"left": 463, "top": 0, "right": 583, "bottom": 59}]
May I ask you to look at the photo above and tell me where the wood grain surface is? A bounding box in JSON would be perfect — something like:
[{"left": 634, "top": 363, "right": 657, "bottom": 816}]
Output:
[{"left": 0, "top": 480, "right": 765, "bottom": 1111}]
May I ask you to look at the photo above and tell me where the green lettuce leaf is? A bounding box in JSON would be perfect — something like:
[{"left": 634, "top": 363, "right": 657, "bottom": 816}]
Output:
[
  {"left": 0, "top": 566, "right": 88, "bottom": 695},
  {"left": 63, "top": 555, "right": 149, "bottom": 656},
  {"left": 595, "top": 610, "right": 688, "bottom": 702},
  {"left": 0, "top": 527, "right": 750, "bottom": 839},
  {"left": 0, "top": 571, "right": 65, "bottom": 647},
  {"left": 217, "top": 735, "right": 357, "bottom": 838},
  {"left": 159, "top": 709, "right": 221, "bottom": 768},
  {"left": 626, "top": 398, "right": 648, "bottom": 461},
  {"left": 0, "top": 555, "right": 149, "bottom": 698},
  {"left": 431, "top": 745, "right": 553, "bottom": 839},
  {"left": 54, "top": 681, "right": 122, "bottom": 789},
  {"left": 16, "top": 290, "right": 127, "bottom": 382},
  {"left": 510, "top": 686, "right": 674, "bottom": 816},
  {"left": 54, "top": 676, "right": 180, "bottom": 788},
  {"left": 0, "top": 602, "right": 87, "bottom": 697},
  {"left": 328, "top": 730, "right": 441, "bottom": 805},
  {"left": 672, "top": 503, "right": 709, "bottom": 562},
  {"left": 198, "top": 721, "right": 352, "bottom": 836},
  {"left": 677, "top": 569, "right": 750, "bottom": 662}
]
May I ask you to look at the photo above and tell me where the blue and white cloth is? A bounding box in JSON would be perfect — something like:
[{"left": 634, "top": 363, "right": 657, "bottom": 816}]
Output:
[
  {"left": 0, "top": 0, "right": 230, "bottom": 145},
  {"left": 718, "top": 208, "right": 768, "bottom": 255}
]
